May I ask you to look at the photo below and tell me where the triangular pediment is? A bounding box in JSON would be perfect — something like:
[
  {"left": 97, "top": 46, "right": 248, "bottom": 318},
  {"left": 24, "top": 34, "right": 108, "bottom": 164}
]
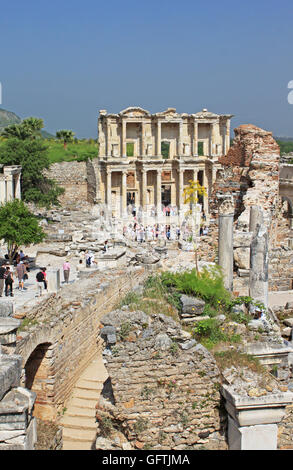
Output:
[{"left": 119, "top": 107, "right": 150, "bottom": 117}]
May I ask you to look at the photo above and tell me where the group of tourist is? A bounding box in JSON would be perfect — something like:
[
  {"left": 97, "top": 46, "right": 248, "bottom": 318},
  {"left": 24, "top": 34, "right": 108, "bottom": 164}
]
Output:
[
  {"left": 0, "top": 251, "right": 31, "bottom": 297},
  {"left": 122, "top": 221, "right": 209, "bottom": 243}
]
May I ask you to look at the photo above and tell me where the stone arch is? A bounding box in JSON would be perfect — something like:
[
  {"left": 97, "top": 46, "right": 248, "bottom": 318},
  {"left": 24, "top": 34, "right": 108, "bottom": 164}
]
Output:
[{"left": 24, "top": 341, "right": 56, "bottom": 421}]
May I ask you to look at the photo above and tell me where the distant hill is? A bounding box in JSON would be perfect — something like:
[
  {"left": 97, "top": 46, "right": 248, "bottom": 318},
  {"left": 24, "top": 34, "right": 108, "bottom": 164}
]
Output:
[
  {"left": 0, "top": 108, "right": 21, "bottom": 130},
  {"left": 0, "top": 108, "right": 54, "bottom": 139},
  {"left": 275, "top": 136, "right": 293, "bottom": 142}
]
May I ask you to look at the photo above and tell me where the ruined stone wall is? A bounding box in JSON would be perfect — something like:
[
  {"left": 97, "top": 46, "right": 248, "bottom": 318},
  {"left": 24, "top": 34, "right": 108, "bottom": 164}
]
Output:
[
  {"left": 45, "top": 160, "right": 94, "bottom": 205},
  {"left": 278, "top": 405, "right": 293, "bottom": 449},
  {"left": 96, "top": 311, "right": 227, "bottom": 450},
  {"left": 15, "top": 267, "right": 147, "bottom": 421},
  {"left": 206, "top": 124, "right": 293, "bottom": 292}
]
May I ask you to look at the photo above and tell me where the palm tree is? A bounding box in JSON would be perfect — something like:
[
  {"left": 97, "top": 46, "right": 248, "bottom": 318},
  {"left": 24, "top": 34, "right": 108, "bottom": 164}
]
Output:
[
  {"left": 1, "top": 117, "right": 44, "bottom": 140},
  {"left": 56, "top": 130, "right": 75, "bottom": 149}
]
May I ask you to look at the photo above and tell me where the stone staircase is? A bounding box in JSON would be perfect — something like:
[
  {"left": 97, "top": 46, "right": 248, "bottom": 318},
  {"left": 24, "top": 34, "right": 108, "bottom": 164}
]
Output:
[{"left": 61, "top": 357, "right": 108, "bottom": 450}]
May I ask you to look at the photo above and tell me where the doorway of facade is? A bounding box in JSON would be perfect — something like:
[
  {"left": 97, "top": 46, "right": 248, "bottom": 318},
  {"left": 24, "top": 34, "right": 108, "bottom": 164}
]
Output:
[
  {"left": 161, "top": 185, "right": 171, "bottom": 207},
  {"left": 127, "top": 192, "right": 135, "bottom": 206}
]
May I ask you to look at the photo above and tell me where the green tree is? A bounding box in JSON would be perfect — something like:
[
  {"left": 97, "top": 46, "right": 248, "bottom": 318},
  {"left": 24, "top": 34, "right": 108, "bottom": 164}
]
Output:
[
  {"left": 56, "top": 129, "right": 75, "bottom": 149},
  {"left": 0, "top": 200, "right": 45, "bottom": 263},
  {"left": 0, "top": 138, "right": 64, "bottom": 207},
  {"left": 1, "top": 117, "right": 44, "bottom": 140}
]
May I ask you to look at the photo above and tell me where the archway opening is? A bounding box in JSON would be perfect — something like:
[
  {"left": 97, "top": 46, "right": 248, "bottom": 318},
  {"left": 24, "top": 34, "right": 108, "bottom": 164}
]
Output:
[{"left": 24, "top": 342, "right": 56, "bottom": 420}]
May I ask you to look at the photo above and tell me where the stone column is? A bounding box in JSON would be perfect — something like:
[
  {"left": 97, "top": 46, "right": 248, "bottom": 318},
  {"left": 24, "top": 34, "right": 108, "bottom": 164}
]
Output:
[
  {"left": 218, "top": 196, "right": 234, "bottom": 291},
  {"left": 121, "top": 171, "right": 127, "bottom": 216},
  {"left": 15, "top": 174, "right": 21, "bottom": 200},
  {"left": 141, "top": 121, "right": 145, "bottom": 156},
  {"left": 193, "top": 121, "right": 198, "bottom": 156},
  {"left": 156, "top": 169, "right": 162, "bottom": 213},
  {"left": 178, "top": 169, "right": 184, "bottom": 211},
  {"left": 157, "top": 120, "right": 161, "bottom": 156},
  {"left": 5, "top": 176, "right": 13, "bottom": 201},
  {"left": 122, "top": 120, "right": 127, "bottom": 158},
  {"left": 106, "top": 169, "right": 112, "bottom": 210},
  {"left": 178, "top": 122, "right": 183, "bottom": 155},
  {"left": 141, "top": 169, "right": 147, "bottom": 210},
  {"left": 107, "top": 122, "right": 111, "bottom": 157},
  {"left": 225, "top": 120, "right": 231, "bottom": 154},
  {"left": 249, "top": 224, "right": 269, "bottom": 309},
  {"left": 249, "top": 205, "right": 264, "bottom": 234},
  {"left": 0, "top": 179, "right": 6, "bottom": 204},
  {"left": 203, "top": 170, "right": 209, "bottom": 213},
  {"left": 211, "top": 122, "right": 217, "bottom": 157}
]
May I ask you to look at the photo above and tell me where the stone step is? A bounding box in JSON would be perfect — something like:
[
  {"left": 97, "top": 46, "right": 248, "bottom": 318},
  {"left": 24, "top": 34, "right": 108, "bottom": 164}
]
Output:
[
  {"left": 75, "top": 378, "right": 104, "bottom": 390},
  {"left": 67, "top": 406, "right": 96, "bottom": 418},
  {"left": 61, "top": 415, "right": 96, "bottom": 430},
  {"left": 62, "top": 426, "right": 96, "bottom": 442},
  {"left": 69, "top": 397, "right": 98, "bottom": 409},
  {"left": 62, "top": 438, "right": 93, "bottom": 451},
  {"left": 72, "top": 388, "right": 101, "bottom": 400}
]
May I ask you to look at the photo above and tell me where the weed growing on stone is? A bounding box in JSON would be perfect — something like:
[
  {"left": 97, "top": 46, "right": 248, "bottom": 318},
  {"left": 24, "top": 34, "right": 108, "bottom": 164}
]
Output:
[
  {"left": 118, "top": 321, "right": 132, "bottom": 341},
  {"left": 133, "top": 417, "right": 148, "bottom": 434},
  {"left": 99, "top": 416, "right": 114, "bottom": 437}
]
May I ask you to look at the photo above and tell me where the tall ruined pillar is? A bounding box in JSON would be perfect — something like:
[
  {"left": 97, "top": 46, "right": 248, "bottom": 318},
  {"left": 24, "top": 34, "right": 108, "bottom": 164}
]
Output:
[
  {"left": 249, "top": 205, "right": 264, "bottom": 234},
  {"left": 249, "top": 224, "right": 269, "bottom": 308},
  {"left": 218, "top": 196, "right": 234, "bottom": 292}
]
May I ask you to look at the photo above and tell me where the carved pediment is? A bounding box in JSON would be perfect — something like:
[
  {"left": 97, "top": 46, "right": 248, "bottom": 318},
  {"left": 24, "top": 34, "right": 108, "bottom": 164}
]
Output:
[
  {"left": 156, "top": 108, "right": 178, "bottom": 119},
  {"left": 119, "top": 107, "right": 150, "bottom": 117}
]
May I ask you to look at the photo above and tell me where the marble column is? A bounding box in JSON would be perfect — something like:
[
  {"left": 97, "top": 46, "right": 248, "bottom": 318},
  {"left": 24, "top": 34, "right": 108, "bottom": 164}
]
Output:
[
  {"left": 106, "top": 170, "right": 112, "bottom": 210},
  {"left": 178, "top": 122, "right": 183, "bottom": 155},
  {"left": 225, "top": 121, "right": 231, "bottom": 154},
  {"left": 141, "top": 169, "right": 147, "bottom": 210},
  {"left": 0, "top": 179, "right": 6, "bottom": 204},
  {"left": 156, "top": 169, "right": 162, "bottom": 213},
  {"left": 178, "top": 169, "right": 184, "bottom": 210},
  {"left": 157, "top": 121, "right": 161, "bottom": 156},
  {"left": 203, "top": 170, "right": 209, "bottom": 213},
  {"left": 218, "top": 196, "right": 234, "bottom": 292},
  {"left": 249, "top": 224, "right": 269, "bottom": 309},
  {"left": 122, "top": 120, "right": 127, "bottom": 158},
  {"left": 193, "top": 121, "right": 198, "bottom": 156},
  {"left": 107, "top": 123, "right": 111, "bottom": 157},
  {"left": 249, "top": 205, "right": 264, "bottom": 234},
  {"left": 14, "top": 174, "right": 21, "bottom": 200},
  {"left": 121, "top": 171, "right": 127, "bottom": 216},
  {"left": 211, "top": 122, "right": 217, "bottom": 157},
  {"left": 141, "top": 121, "right": 145, "bottom": 157},
  {"left": 5, "top": 176, "right": 13, "bottom": 201}
]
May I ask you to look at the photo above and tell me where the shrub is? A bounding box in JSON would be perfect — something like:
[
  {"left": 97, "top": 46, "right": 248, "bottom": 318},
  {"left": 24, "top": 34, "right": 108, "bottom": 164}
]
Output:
[{"left": 160, "top": 266, "right": 231, "bottom": 308}]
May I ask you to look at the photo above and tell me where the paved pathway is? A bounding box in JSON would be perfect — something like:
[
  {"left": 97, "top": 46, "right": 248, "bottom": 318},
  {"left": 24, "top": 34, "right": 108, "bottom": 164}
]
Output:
[{"left": 2, "top": 267, "right": 79, "bottom": 315}]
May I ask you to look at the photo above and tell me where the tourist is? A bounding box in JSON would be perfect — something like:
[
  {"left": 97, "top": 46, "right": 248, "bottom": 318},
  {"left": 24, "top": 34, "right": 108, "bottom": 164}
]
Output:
[
  {"left": 4, "top": 267, "right": 14, "bottom": 297},
  {"left": 36, "top": 268, "right": 45, "bottom": 297},
  {"left": 203, "top": 226, "right": 209, "bottom": 235},
  {"left": 41, "top": 267, "right": 48, "bottom": 291},
  {"left": 63, "top": 260, "right": 71, "bottom": 284},
  {"left": 16, "top": 260, "right": 26, "bottom": 291},
  {"left": 103, "top": 241, "right": 108, "bottom": 252},
  {"left": 19, "top": 250, "right": 25, "bottom": 261},
  {"left": 166, "top": 225, "right": 171, "bottom": 240},
  {"left": 76, "top": 259, "right": 83, "bottom": 277},
  {"left": 0, "top": 263, "right": 5, "bottom": 297}
]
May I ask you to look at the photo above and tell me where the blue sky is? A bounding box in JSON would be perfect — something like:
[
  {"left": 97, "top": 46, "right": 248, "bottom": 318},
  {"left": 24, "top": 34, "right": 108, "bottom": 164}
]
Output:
[{"left": 1, "top": 0, "right": 293, "bottom": 138}]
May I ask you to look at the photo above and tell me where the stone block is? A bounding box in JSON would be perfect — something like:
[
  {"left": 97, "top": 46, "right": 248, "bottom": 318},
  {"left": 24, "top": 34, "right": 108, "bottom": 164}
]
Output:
[
  {"left": 0, "top": 301, "right": 14, "bottom": 318},
  {"left": 180, "top": 295, "right": 205, "bottom": 315},
  {"left": 228, "top": 416, "right": 277, "bottom": 450}
]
